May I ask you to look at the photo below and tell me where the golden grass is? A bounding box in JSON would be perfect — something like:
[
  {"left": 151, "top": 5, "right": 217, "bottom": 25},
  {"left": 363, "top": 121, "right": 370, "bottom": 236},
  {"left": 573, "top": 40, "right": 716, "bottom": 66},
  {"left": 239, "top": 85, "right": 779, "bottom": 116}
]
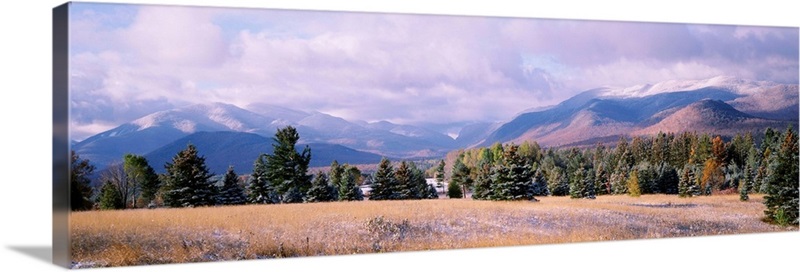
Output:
[{"left": 69, "top": 194, "right": 794, "bottom": 268}]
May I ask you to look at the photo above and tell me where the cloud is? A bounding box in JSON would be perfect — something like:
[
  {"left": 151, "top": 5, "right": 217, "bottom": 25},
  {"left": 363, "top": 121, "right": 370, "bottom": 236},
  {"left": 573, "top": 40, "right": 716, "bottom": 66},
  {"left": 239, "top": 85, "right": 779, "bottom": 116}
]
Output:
[{"left": 67, "top": 3, "right": 799, "bottom": 140}]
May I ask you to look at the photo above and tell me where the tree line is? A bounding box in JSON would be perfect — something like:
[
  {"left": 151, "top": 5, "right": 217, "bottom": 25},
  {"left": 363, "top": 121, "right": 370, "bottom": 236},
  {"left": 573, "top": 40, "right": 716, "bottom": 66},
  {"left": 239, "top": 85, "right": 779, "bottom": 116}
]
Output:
[
  {"left": 70, "top": 125, "right": 440, "bottom": 211},
  {"left": 443, "top": 127, "right": 798, "bottom": 225},
  {"left": 69, "top": 125, "right": 798, "bottom": 225}
]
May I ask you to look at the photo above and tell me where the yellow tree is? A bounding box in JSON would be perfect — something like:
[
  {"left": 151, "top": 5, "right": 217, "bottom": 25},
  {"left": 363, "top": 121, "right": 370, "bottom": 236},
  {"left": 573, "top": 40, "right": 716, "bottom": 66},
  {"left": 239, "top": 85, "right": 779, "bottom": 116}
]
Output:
[{"left": 627, "top": 169, "right": 641, "bottom": 197}]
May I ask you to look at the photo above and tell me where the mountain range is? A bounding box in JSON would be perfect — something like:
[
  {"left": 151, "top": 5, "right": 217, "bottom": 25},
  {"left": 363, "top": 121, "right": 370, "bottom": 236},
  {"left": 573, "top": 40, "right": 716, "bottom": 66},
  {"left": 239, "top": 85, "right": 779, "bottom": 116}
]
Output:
[{"left": 72, "top": 76, "right": 798, "bottom": 174}]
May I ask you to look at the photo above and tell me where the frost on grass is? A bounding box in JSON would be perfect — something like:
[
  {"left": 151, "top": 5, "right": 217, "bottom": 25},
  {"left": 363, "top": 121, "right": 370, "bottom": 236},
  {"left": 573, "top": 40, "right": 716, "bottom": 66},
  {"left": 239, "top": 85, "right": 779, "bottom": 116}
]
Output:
[{"left": 70, "top": 195, "right": 794, "bottom": 267}]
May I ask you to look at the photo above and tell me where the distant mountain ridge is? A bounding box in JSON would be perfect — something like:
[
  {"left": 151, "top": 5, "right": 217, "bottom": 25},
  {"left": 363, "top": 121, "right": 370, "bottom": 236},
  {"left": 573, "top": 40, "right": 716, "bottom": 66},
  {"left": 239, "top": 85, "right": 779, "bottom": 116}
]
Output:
[
  {"left": 73, "top": 102, "right": 457, "bottom": 170},
  {"left": 144, "top": 131, "right": 383, "bottom": 174},
  {"left": 476, "top": 77, "right": 797, "bottom": 148},
  {"left": 73, "top": 76, "right": 798, "bottom": 172}
]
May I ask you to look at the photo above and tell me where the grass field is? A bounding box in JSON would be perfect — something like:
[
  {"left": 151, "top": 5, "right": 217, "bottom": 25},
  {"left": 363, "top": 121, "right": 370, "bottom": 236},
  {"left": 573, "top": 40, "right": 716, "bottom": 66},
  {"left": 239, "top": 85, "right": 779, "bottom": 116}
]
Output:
[{"left": 69, "top": 194, "right": 794, "bottom": 268}]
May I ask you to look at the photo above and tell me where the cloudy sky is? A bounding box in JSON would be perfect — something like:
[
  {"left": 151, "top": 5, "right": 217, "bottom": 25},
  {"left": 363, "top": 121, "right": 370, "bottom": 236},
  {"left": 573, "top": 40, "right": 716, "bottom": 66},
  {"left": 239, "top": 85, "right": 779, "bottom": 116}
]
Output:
[{"left": 68, "top": 2, "right": 799, "bottom": 140}]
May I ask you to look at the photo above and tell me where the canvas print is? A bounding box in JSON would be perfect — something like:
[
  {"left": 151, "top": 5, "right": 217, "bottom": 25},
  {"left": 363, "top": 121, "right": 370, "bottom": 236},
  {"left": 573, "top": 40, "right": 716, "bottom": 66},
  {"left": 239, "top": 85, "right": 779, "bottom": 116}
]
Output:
[{"left": 56, "top": 1, "right": 799, "bottom": 268}]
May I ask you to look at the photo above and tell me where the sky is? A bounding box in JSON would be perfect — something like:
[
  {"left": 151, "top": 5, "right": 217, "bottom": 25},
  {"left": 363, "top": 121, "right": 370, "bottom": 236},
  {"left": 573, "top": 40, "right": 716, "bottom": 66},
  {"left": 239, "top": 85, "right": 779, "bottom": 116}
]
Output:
[{"left": 67, "top": 2, "right": 799, "bottom": 141}]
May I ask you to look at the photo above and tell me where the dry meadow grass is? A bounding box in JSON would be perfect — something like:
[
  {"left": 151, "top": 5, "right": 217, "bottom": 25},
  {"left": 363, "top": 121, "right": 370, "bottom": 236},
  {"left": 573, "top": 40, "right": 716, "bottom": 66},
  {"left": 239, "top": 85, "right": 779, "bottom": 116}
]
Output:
[{"left": 70, "top": 194, "right": 794, "bottom": 268}]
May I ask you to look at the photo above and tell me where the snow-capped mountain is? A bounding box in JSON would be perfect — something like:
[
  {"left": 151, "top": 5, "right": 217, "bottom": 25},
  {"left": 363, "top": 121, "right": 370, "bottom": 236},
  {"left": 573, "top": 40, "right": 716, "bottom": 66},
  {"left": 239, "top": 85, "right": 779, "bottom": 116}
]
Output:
[
  {"left": 73, "top": 102, "right": 280, "bottom": 167},
  {"left": 74, "top": 102, "right": 458, "bottom": 169},
  {"left": 74, "top": 76, "right": 798, "bottom": 170},
  {"left": 477, "top": 77, "right": 798, "bottom": 147},
  {"left": 594, "top": 76, "right": 780, "bottom": 98}
]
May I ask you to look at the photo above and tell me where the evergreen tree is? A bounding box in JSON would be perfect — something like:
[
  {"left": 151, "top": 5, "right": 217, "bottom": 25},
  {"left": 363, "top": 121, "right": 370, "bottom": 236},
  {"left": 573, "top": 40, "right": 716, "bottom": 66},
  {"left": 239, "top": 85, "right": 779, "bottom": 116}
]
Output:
[
  {"left": 530, "top": 167, "right": 549, "bottom": 196},
  {"left": 305, "top": 171, "right": 336, "bottom": 203},
  {"left": 450, "top": 157, "right": 471, "bottom": 199},
  {"left": 123, "top": 154, "right": 160, "bottom": 207},
  {"left": 594, "top": 161, "right": 610, "bottom": 195},
  {"left": 678, "top": 164, "right": 699, "bottom": 197},
  {"left": 670, "top": 132, "right": 694, "bottom": 167},
  {"left": 471, "top": 159, "right": 493, "bottom": 199},
  {"left": 584, "top": 168, "right": 596, "bottom": 199},
  {"left": 409, "top": 162, "right": 430, "bottom": 199},
  {"left": 217, "top": 166, "right": 246, "bottom": 205},
  {"left": 569, "top": 168, "right": 586, "bottom": 199},
  {"left": 329, "top": 160, "right": 343, "bottom": 191},
  {"left": 426, "top": 184, "right": 439, "bottom": 199},
  {"left": 394, "top": 161, "right": 413, "bottom": 199},
  {"left": 98, "top": 181, "right": 124, "bottom": 210},
  {"left": 70, "top": 151, "right": 95, "bottom": 211},
  {"left": 489, "top": 145, "right": 535, "bottom": 201},
  {"left": 632, "top": 162, "right": 655, "bottom": 194},
  {"left": 692, "top": 133, "right": 713, "bottom": 165},
  {"left": 435, "top": 159, "right": 446, "bottom": 197},
  {"left": 724, "top": 163, "right": 743, "bottom": 191},
  {"left": 370, "top": 158, "right": 396, "bottom": 200},
  {"left": 447, "top": 179, "right": 463, "bottom": 198},
  {"left": 338, "top": 167, "right": 364, "bottom": 201},
  {"left": 547, "top": 168, "right": 569, "bottom": 196},
  {"left": 162, "top": 144, "right": 216, "bottom": 207},
  {"left": 745, "top": 144, "right": 761, "bottom": 193},
  {"left": 615, "top": 137, "right": 633, "bottom": 169},
  {"left": 264, "top": 126, "right": 312, "bottom": 203},
  {"left": 655, "top": 162, "right": 679, "bottom": 194},
  {"left": 610, "top": 164, "right": 629, "bottom": 195},
  {"left": 651, "top": 132, "right": 672, "bottom": 166},
  {"left": 739, "top": 174, "right": 750, "bottom": 201},
  {"left": 248, "top": 154, "right": 277, "bottom": 204},
  {"left": 763, "top": 127, "right": 799, "bottom": 225}
]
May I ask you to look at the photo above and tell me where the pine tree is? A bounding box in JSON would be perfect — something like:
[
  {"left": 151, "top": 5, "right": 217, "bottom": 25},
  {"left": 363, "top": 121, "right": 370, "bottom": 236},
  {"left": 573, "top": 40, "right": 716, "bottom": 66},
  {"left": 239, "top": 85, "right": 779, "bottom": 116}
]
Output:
[
  {"left": 569, "top": 168, "right": 585, "bottom": 199},
  {"left": 610, "top": 164, "right": 629, "bottom": 195},
  {"left": 678, "top": 164, "right": 697, "bottom": 198},
  {"left": 162, "top": 144, "right": 216, "bottom": 207},
  {"left": 547, "top": 168, "right": 569, "bottom": 196},
  {"left": 530, "top": 167, "right": 549, "bottom": 196},
  {"left": 409, "top": 162, "right": 430, "bottom": 199},
  {"left": 450, "top": 157, "right": 471, "bottom": 199},
  {"left": 248, "top": 154, "right": 277, "bottom": 204},
  {"left": 634, "top": 162, "right": 656, "bottom": 194},
  {"left": 98, "top": 181, "right": 124, "bottom": 210},
  {"left": 655, "top": 162, "right": 679, "bottom": 194},
  {"left": 724, "top": 163, "right": 743, "bottom": 192},
  {"left": 217, "top": 166, "right": 246, "bottom": 205},
  {"left": 264, "top": 126, "right": 312, "bottom": 203},
  {"left": 338, "top": 167, "right": 363, "bottom": 201},
  {"left": 435, "top": 159, "right": 446, "bottom": 197},
  {"left": 370, "top": 158, "right": 395, "bottom": 200},
  {"left": 394, "top": 161, "right": 413, "bottom": 199},
  {"left": 594, "top": 161, "right": 610, "bottom": 195},
  {"left": 70, "top": 151, "right": 95, "bottom": 211},
  {"left": 447, "top": 179, "right": 463, "bottom": 198},
  {"left": 763, "top": 127, "right": 799, "bottom": 225},
  {"left": 328, "top": 160, "right": 344, "bottom": 192},
  {"left": 471, "top": 159, "right": 493, "bottom": 200},
  {"left": 426, "top": 184, "right": 439, "bottom": 199},
  {"left": 739, "top": 175, "right": 750, "bottom": 201},
  {"left": 745, "top": 144, "right": 761, "bottom": 193},
  {"left": 584, "top": 168, "right": 596, "bottom": 199},
  {"left": 305, "top": 171, "right": 333, "bottom": 203},
  {"left": 489, "top": 145, "right": 535, "bottom": 201}
]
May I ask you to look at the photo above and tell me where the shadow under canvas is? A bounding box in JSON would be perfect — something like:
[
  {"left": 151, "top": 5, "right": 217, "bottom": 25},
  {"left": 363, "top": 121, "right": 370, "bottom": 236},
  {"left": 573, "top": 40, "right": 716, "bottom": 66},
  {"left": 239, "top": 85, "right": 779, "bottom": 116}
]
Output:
[{"left": 8, "top": 246, "right": 53, "bottom": 265}]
